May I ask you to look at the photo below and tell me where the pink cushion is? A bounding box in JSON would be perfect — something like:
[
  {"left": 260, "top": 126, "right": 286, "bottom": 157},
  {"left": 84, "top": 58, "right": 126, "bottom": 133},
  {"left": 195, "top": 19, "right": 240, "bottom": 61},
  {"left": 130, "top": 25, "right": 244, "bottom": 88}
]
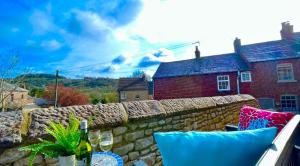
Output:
[{"left": 238, "top": 105, "right": 294, "bottom": 133}]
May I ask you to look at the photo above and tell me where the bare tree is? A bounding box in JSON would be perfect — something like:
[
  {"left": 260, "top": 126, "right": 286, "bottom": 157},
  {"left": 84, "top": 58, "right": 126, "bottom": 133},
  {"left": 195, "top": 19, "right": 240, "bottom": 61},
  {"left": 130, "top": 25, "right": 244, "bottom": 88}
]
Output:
[{"left": 0, "top": 52, "right": 29, "bottom": 111}]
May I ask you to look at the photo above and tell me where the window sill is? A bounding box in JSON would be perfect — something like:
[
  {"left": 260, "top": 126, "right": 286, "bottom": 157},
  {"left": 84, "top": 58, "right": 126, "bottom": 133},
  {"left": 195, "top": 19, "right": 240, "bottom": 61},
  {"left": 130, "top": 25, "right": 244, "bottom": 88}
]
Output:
[
  {"left": 277, "top": 80, "right": 297, "bottom": 83},
  {"left": 218, "top": 90, "right": 231, "bottom": 92},
  {"left": 241, "top": 81, "right": 252, "bottom": 83}
]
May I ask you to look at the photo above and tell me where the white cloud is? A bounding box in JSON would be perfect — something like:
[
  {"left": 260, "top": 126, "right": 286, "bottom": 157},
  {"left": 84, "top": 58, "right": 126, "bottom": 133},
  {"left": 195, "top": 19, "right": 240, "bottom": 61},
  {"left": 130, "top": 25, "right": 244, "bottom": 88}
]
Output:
[
  {"left": 71, "top": 10, "right": 112, "bottom": 38},
  {"left": 30, "top": 10, "right": 56, "bottom": 35},
  {"left": 41, "top": 40, "right": 62, "bottom": 51}
]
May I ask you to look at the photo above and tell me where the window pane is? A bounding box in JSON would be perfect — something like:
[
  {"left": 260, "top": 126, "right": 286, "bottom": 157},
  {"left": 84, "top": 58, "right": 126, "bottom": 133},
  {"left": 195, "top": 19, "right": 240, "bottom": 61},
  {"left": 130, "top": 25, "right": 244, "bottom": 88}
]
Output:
[{"left": 278, "top": 65, "right": 293, "bottom": 81}]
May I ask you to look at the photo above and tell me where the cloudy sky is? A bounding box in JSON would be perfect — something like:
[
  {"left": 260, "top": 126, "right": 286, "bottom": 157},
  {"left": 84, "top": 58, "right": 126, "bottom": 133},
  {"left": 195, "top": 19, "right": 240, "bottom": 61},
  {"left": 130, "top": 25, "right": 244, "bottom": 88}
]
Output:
[{"left": 0, "top": 0, "right": 299, "bottom": 78}]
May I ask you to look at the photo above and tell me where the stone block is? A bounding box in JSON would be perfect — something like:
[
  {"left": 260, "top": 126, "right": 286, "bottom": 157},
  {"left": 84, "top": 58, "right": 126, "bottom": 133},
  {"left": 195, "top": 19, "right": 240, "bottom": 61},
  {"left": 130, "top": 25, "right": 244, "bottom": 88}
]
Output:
[
  {"left": 140, "top": 149, "right": 150, "bottom": 156},
  {"left": 138, "top": 123, "right": 148, "bottom": 129},
  {"left": 125, "top": 131, "right": 144, "bottom": 142},
  {"left": 148, "top": 122, "right": 158, "bottom": 128},
  {"left": 158, "top": 120, "right": 165, "bottom": 125},
  {"left": 0, "top": 147, "right": 30, "bottom": 164},
  {"left": 153, "top": 127, "right": 162, "bottom": 132},
  {"left": 128, "top": 152, "right": 139, "bottom": 161},
  {"left": 13, "top": 154, "right": 44, "bottom": 166},
  {"left": 113, "top": 126, "right": 127, "bottom": 136},
  {"left": 113, "top": 143, "right": 134, "bottom": 156},
  {"left": 45, "top": 158, "right": 58, "bottom": 164},
  {"left": 135, "top": 137, "right": 153, "bottom": 151},
  {"left": 145, "top": 129, "right": 153, "bottom": 136},
  {"left": 114, "top": 135, "right": 123, "bottom": 144},
  {"left": 140, "top": 153, "right": 156, "bottom": 166}
]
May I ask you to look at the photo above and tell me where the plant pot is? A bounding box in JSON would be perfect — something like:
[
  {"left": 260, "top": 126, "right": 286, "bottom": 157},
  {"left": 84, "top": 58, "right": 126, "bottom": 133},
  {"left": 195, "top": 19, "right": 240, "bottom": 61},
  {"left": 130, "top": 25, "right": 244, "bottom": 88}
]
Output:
[{"left": 58, "top": 155, "right": 75, "bottom": 166}]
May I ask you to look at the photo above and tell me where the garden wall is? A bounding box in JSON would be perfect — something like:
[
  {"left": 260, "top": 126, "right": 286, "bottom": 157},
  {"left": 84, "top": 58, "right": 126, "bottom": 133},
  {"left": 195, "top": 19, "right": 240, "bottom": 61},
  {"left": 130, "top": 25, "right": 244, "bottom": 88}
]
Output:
[{"left": 0, "top": 94, "right": 259, "bottom": 166}]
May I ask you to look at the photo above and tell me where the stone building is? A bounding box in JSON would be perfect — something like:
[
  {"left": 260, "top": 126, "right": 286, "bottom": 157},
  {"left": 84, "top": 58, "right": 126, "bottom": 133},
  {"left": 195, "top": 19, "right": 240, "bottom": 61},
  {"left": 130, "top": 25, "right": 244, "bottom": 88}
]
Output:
[
  {"left": 118, "top": 75, "right": 153, "bottom": 102},
  {"left": 1, "top": 82, "right": 33, "bottom": 111}
]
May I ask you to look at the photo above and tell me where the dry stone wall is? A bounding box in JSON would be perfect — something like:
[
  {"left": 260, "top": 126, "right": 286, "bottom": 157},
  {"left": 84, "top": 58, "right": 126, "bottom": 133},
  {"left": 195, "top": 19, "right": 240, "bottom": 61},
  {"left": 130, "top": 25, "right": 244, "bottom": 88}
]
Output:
[{"left": 0, "top": 94, "right": 259, "bottom": 166}]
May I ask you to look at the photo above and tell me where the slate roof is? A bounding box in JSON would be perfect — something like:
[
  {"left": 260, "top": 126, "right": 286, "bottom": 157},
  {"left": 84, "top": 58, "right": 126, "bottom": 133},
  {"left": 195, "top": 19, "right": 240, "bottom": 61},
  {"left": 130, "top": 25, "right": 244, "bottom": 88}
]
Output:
[
  {"left": 2, "top": 82, "right": 28, "bottom": 92},
  {"left": 154, "top": 31, "right": 300, "bottom": 79},
  {"left": 240, "top": 40, "right": 300, "bottom": 62},
  {"left": 294, "top": 32, "right": 300, "bottom": 40},
  {"left": 118, "top": 77, "right": 148, "bottom": 91},
  {"left": 153, "top": 53, "right": 249, "bottom": 79}
]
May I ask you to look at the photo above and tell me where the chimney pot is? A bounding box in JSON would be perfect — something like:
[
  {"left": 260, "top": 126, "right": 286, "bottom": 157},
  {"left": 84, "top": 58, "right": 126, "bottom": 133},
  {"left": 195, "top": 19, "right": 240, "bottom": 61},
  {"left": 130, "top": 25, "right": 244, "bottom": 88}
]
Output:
[
  {"left": 195, "top": 46, "right": 200, "bottom": 59},
  {"left": 234, "top": 37, "right": 241, "bottom": 54},
  {"left": 281, "top": 21, "right": 294, "bottom": 40}
]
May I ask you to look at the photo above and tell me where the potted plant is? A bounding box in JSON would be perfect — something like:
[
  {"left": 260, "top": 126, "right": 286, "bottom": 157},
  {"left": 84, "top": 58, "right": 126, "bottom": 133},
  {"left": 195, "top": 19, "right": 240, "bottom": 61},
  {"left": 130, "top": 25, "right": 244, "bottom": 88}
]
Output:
[{"left": 19, "top": 114, "right": 81, "bottom": 166}]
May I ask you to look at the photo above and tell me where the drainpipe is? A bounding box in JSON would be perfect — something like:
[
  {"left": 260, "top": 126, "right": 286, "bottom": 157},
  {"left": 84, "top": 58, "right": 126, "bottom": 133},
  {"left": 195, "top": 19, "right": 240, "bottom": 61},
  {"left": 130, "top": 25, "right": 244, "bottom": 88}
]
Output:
[{"left": 237, "top": 70, "right": 241, "bottom": 95}]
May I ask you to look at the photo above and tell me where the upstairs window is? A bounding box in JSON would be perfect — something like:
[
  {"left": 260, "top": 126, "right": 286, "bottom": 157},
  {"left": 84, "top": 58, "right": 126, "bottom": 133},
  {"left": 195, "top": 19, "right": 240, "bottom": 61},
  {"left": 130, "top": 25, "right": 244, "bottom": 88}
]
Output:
[
  {"left": 217, "top": 75, "right": 230, "bottom": 91},
  {"left": 241, "top": 71, "right": 252, "bottom": 82},
  {"left": 120, "top": 92, "right": 126, "bottom": 100},
  {"left": 277, "top": 64, "right": 294, "bottom": 82},
  {"left": 281, "top": 95, "right": 298, "bottom": 113}
]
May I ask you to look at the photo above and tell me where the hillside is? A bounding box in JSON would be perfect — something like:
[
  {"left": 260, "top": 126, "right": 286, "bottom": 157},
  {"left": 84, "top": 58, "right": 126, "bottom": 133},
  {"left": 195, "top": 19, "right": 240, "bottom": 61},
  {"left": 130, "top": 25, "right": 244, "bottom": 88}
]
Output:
[{"left": 17, "top": 74, "right": 118, "bottom": 91}]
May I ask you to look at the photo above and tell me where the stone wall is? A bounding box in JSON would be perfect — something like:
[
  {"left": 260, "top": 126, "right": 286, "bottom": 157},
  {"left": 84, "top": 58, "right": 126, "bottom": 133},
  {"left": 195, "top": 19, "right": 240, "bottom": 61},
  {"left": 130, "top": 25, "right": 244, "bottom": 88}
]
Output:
[{"left": 0, "top": 94, "right": 259, "bottom": 166}]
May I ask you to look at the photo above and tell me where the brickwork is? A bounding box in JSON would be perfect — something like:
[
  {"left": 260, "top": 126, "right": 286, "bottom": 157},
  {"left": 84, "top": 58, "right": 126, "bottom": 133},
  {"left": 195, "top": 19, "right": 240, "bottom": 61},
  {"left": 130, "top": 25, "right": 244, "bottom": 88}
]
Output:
[
  {"left": 154, "top": 72, "right": 239, "bottom": 100},
  {"left": 249, "top": 58, "right": 300, "bottom": 109}
]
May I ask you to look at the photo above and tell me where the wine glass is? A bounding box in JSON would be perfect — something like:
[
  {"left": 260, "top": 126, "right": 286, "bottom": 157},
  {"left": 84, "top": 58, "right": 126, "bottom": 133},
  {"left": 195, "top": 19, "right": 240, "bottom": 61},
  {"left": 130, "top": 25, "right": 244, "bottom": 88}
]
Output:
[
  {"left": 99, "top": 131, "right": 113, "bottom": 152},
  {"left": 88, "top": 130, "right": 100, "bottom": 151}
]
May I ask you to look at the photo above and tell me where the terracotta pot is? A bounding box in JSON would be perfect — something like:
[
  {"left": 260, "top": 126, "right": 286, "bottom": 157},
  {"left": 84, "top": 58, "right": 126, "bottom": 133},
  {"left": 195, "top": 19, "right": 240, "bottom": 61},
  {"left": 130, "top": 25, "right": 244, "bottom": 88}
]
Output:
[{"left": 58, "top": 155, "right": 75, "bottom": 166}]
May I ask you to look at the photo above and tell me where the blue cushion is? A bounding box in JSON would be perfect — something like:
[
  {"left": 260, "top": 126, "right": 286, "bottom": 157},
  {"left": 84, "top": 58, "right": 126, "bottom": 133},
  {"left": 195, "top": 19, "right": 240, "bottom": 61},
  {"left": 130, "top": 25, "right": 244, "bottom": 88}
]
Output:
[{"left": 154, "top": 127, "right": 277, "bottom": 166}]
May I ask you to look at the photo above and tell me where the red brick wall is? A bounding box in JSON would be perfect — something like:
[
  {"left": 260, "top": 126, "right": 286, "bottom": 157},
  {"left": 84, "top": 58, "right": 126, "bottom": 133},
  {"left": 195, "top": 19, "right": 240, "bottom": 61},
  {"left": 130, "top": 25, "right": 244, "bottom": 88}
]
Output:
[
  {"left": 250, "top": 58, "right": 300, "bottom": 107},
  {"left": 154, "top": 72, "right": 243, "bottom": 100}
]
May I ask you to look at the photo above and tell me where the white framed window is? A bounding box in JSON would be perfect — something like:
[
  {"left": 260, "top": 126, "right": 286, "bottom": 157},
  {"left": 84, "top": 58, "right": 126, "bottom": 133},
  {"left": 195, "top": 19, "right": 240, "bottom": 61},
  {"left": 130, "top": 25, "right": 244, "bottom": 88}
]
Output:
[
  {"left": 277, "top": 63, "right": 295, "bottom": 82},
  {"left": 281, "top": 95, "right": 298, "bottom": 113},
  {"left": 120, "top": 92, "right": 126, "bottom": 100},
  {"left": 217, "top": 75, "right": 230, "bottom": 91},
  {"left": 241, "top": 71, "right": 252, "bottom": 82}
]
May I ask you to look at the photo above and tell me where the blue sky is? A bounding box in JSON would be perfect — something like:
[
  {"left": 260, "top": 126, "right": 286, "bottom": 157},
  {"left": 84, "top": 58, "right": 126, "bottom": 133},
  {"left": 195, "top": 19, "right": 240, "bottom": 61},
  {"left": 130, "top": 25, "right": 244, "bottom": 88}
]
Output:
[{"left": 0, "top": 0, "right": 299, "bottom": 78}]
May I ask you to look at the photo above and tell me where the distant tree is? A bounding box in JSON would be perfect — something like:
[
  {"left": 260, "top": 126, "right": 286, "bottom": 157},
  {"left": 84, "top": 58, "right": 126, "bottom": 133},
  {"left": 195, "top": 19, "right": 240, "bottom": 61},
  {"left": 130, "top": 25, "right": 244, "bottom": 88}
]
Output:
[
  {"left": 43, "top": 84, "right": 89, "bottom": 107},
  {"left": 130, "top": 70, "right": 152, "bottom": 81},
  {"left": 29, "top": 88, "right": 44, "bottom": 98},
  {"left": 100, "top": 98, "right": 108, "bottom": 104},
  {"left": 131, "top": 70, "right": 145, "bottom": 77},
  {"left": 91, "top": 98, "right": 100, "bottom": 104}
]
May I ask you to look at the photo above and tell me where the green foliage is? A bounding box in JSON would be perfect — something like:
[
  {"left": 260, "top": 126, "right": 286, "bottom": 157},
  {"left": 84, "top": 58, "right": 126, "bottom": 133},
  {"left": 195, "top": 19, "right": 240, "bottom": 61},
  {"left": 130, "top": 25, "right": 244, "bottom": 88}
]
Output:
[
  {"left": 91, "top": 98, "right": 100, "bottom": 104},
  {"left": 29, "top": 88, "right": 44, "bottom": 98},
  {"left": 19, "top": 114, "right": 80, "bottom": 166},
  {"left": 100, "top": 92, "right": 118, "bottom": 103},
  {"left": 131, "top": 70, "right": 145, "bottom": 77},
  {"left": 16, "top": 74, "right": 118, "bottom": 90}
]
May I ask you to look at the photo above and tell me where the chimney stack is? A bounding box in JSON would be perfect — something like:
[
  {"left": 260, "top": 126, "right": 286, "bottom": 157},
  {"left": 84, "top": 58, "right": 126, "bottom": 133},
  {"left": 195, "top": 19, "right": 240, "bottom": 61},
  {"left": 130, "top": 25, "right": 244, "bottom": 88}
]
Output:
[
  {"left": 234, "top": 37, "right": 241, "bottom": 54},
  {"left": 195, "top": 46, "right": 200, "bottom": 59},
  {"left": 281, "top": 22, "right": 294, "bottom": 40}
]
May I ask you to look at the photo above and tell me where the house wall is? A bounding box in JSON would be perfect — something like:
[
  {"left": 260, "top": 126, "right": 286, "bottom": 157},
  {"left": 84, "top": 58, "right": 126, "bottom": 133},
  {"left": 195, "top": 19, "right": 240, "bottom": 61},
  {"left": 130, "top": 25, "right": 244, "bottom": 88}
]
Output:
[
  {"left": 249, "top": 58, "right": 300, "bottom": 111},
  {"left": 1, "top": 91, "right": 33, "bottom": 110},
  {"left": 154, "top": 72, "right": 248, "bottom": 100},
  {"left": 0, "top": 95, "right": 258, "bottom": 166},
  {"left": 119, "top": 90, "right": 150, "bottom": 102}
]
